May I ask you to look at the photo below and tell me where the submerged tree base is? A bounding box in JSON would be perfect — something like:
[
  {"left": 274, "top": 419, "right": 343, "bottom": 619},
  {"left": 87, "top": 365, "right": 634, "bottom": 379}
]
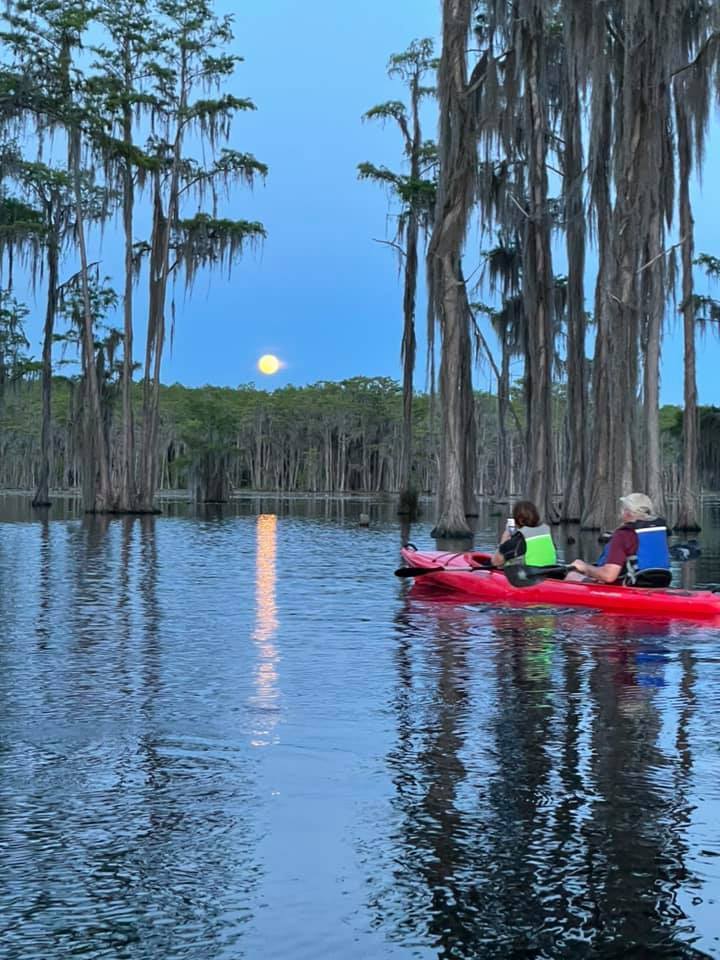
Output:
[
  {"left": 84, "top": 506, "right": 162, "bottom": 516},
  {"left": 431, "top": 524, "right": 473, "bottom": 540},
  {"left": 397, "top": 488, "right": 420, "bottom": 519}
]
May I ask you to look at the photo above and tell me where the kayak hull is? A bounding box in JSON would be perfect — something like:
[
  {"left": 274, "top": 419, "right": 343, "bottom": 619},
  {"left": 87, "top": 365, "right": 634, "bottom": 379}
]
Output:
[{"left": 399, "top": 548, "right": 720, "bottom": 619}]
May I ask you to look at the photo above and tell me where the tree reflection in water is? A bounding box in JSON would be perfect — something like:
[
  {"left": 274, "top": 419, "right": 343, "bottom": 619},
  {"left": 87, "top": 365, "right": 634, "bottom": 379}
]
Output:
[
  {"left": 377, "top": 594, "right": 706, "bottom": 958},
  {"left": 0, "top": 513, "right": 262, "bottom": 957}
]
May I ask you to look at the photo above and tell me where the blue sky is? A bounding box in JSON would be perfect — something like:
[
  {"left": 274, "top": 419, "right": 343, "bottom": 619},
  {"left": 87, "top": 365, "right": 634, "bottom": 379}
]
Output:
[
  {"left": 17, "top": 0, "right": 720, "bottom": 405},
  {"left": 192, "top": 0, "right": 442, "bottom": 392}
]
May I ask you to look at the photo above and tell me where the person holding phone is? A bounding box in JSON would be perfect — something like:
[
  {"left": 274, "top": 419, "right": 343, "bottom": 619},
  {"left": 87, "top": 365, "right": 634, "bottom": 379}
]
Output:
[{"left": 491, "top": 500, "right": 557, "bottom": 568}]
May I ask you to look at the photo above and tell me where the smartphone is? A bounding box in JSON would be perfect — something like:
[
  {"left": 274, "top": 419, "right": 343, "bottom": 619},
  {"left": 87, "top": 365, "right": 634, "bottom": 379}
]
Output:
[{"left": 506, "top": 517, "right": 516, "bottom": 534}]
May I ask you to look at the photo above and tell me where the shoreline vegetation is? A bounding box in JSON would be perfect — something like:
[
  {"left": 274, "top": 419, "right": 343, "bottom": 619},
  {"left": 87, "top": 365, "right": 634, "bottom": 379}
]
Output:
[
  {"left": 1, "top": 377, "right": 719, "bottom": 525},
  {"left": 1, "top": 1, "right": 719, "bottom": 534},
  {"left": 3, "top": 489, "right": 720, "bottom": 504}
]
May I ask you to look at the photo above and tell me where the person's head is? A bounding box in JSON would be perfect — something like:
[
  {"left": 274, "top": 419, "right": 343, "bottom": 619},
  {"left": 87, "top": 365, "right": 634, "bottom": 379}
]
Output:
[
  {"left": 619, "top": 492, "right": 655, "bottom": 522},
  {"left": 513, "top": 500, "right": 540, "bottom": 528}
]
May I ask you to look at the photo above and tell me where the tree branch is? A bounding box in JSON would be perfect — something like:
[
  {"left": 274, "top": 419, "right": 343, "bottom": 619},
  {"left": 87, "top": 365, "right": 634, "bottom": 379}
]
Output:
[
  {"left": 470, "top": 311, "right": 524, "bottom": 435},
  {"left": 671, "top": 32, "right": 720, "bottom": 79},
  {"left": 605, "top": 15, "right": 625, "bottom": 50},
  {"left": 508, "top": 192, "right": 530, "bottom": 220},
  {"left": 636, "top": 235, "right": 688, "bottom": 275},
  {"left": 373, "top": 237, "right": 406, "bottom": 258}
]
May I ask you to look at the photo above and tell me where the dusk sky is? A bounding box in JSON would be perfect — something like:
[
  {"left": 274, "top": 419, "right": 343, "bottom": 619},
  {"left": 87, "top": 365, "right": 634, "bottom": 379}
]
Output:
[{"left": 20, "top": 0, "right": 720, "bottom": 405}]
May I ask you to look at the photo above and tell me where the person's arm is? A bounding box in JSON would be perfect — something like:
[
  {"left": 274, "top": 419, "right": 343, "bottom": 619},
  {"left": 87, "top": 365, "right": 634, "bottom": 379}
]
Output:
[
  {"left": 571, "top": 529, "right": 633, "bottom": 583},
  {"left": 493, "top": 529, "right": 520, "bottom": 568},
  {"left": 571, "top": 558, "right": 623, "bottom": 583}
]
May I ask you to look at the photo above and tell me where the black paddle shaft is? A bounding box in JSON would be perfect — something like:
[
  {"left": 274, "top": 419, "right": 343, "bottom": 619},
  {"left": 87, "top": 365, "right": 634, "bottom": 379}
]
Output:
[
  {"left": 394, "top": 565, "right": 479, "bottom": 578},
  {"left": 502, "top": 563, "right": 573, "bottom": 587}
]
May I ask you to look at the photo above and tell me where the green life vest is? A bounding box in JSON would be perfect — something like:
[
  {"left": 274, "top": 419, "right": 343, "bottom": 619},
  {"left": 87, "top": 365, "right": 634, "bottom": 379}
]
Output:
[{"left": 517, "top": 523, "right": 557, "bottom": 567}]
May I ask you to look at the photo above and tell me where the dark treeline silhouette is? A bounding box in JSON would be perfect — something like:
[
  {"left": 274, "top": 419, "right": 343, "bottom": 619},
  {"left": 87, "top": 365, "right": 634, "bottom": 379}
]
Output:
[{"left": 1, "top": 374, "right": 719, "bottom": 503}]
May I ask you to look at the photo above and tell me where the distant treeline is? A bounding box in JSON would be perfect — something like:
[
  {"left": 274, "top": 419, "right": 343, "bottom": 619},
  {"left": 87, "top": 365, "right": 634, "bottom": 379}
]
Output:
[{"left": 1, "top": 375, "right": 718, "bottom": 502}]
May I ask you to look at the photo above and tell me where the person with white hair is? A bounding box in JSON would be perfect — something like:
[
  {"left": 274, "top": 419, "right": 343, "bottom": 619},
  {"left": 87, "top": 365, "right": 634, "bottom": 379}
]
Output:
[{"left": 569, "top": 492, "right": 671, "bottom": 586}]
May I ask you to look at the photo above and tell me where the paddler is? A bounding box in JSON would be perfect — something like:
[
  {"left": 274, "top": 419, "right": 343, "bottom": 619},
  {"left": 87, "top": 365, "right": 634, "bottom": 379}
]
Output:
[{"left": 569, "top": 493, "right": 671, "bottom": 585}]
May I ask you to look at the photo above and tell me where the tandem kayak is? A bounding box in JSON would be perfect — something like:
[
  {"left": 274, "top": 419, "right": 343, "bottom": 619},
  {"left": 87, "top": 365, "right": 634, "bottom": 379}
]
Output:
[{"left": 398, "top": 547, "right": 720, "bottom": 619}]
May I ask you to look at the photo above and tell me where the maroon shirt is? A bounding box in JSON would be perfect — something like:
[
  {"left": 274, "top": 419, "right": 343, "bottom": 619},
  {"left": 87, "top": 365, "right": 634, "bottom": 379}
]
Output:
[{"left": 604, "top": 528, "right": 639, "bottom": 568}]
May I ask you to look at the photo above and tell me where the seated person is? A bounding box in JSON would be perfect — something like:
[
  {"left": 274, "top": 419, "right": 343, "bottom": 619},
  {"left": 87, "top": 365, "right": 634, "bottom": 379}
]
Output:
[
  {"left": 492, "top": 500, "right": 557, "bottom": 568},
  {"left": 569, "top": 492, "right": 671, "bottom": 585}
]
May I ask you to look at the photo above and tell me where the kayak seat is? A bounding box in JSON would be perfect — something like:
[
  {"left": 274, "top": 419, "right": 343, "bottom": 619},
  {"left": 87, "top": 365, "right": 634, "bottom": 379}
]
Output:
[{"left": 625, "top": 568, "right": 672, "bottom": 588}]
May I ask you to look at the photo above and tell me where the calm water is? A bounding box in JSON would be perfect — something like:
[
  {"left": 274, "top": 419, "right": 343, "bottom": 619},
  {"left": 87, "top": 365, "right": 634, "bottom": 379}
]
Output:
[{"left": 2, "top": 493, "right": 720, "bottom": 959}]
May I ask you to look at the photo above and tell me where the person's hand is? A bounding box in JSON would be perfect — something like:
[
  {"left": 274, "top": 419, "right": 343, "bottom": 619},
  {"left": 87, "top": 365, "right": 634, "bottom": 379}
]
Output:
[
  {"left": 571, "top": 560, "right": 588, "bottom": 576},
  {"left": 499, "top": 529, "right": 511, "bottom": 544}
]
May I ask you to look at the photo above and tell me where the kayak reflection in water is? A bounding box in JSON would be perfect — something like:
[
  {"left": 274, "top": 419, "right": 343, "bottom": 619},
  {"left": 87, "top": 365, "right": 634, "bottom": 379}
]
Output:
[
  {"left": 568, "top": 492, "right": 671, "bottom": 587},
  {"left": 491, "top": 500, "right": 558, "bottom": 569}
]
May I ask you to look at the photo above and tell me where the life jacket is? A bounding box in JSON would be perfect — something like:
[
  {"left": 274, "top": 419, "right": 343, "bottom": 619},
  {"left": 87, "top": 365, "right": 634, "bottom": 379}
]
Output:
[
  {"left": 597, "top": 518, "right": 670, "bottom": 579},
  {"left": 505, "top": 523, "right": 557, "bottom": 567}
]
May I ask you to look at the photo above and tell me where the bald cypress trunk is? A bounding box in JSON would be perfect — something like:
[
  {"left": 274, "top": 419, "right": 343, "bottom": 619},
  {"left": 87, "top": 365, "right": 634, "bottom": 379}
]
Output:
[
  {"left": 32, "top": 225, "right": 58, "bottom": 508},
  {"left": 71, "top": 128, "right": 113, "bottom": 513},
  {"left": 434, "top": 262, "right": 475, "bottom": 537},
  {"left": 427, "top": 0, "right": 478, "bottom": 539},
  {"left": 521, "top": 5, "right": 556, "bottom": 524},
  {"left": 560, "top": 9, "right": 586, "bottom": 523},
  {"left": 675, "top": 93, "right": 701, "bottom": 531},
  {"left": 138, "top": 177, "right": 168, "bottom": 512},
  {"left": 496, "top": 337, "right": 511, "bottom": 499},
  {"left": 398, "top": 54, "right": 431, "bottom": 517},
  {"left": 398, "top": 168, "right": 419, "bottom": 515},
  {"left": 398, "top": 211, "right": 418, "bottom": 508},
  {"left": 610, "top": 50, "right": 645, "bottom": 507},
  {"left": 583, "top": 0, "right": 695, "bottom": 527},
  {"left": 610, "top": 221, "right": 639, "bottom": 501},
  {"left": 584, "top": 6, "right": 648, "bottom": 529},
  {"left": 360, "top": 41, "right": 437, "bottom": 515},
  {"left": 139, "top": 38, "right": 184, "bottom": 515},
  {"left": 582, "top": 58, "right": 613, "bottom": 530},
  {"left": 641, "top": 210, "right": 664, "bottom": 514},
  {"left": 118, "top": 47, "right": 138, "bottom": 513}
]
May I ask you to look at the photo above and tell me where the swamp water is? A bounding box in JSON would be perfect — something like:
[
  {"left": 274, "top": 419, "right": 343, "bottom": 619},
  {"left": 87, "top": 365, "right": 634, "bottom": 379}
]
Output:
[{"left": 1, "top": 493, "right": 720, "bottom": 959}]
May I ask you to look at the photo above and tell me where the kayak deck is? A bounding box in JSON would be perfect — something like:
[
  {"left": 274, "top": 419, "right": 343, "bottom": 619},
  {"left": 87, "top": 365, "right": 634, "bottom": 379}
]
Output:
[{"left": 399, "top": 548, "right": 720, "bottom": 619}]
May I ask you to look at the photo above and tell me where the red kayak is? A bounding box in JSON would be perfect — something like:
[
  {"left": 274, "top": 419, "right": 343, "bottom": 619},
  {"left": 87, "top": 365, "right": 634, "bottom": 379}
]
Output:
[{"left": 398, "top": 547, "right": 720, "bottom": 620}]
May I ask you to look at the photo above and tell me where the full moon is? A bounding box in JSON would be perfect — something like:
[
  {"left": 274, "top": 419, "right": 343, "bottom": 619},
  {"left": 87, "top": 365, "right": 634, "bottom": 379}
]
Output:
[{"left": 258, "top": 354, "right": 280, "bottom": 375}]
